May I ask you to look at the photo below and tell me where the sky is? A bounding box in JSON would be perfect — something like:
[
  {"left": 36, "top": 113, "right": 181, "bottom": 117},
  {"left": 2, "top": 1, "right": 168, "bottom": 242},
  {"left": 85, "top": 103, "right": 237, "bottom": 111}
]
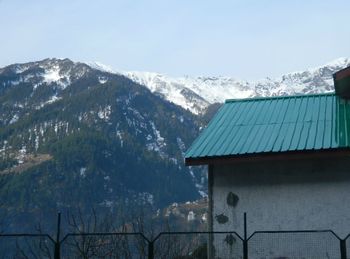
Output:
[{"left": 0, "top": 0, "right": 349, "bottom": 80}]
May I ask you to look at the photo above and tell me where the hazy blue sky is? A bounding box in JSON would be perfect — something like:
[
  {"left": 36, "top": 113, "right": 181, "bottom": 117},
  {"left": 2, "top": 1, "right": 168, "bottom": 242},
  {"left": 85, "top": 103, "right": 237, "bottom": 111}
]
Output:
[{"left": 0, "top": 0, "right": 349, "bottom": 80}]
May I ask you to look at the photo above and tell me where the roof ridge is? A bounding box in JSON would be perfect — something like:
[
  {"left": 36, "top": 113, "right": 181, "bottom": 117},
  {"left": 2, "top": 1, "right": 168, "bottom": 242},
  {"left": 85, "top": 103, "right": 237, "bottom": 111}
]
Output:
[{"left": 225, "top": 92, "right": 335, "bottom": 103}]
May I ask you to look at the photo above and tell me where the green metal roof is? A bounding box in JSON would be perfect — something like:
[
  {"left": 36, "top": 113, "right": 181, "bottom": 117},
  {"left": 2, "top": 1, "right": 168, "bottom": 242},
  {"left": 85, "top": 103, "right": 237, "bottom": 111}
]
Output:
[{"left": 185, "top": 93, "right": 350, "bottom": 163}]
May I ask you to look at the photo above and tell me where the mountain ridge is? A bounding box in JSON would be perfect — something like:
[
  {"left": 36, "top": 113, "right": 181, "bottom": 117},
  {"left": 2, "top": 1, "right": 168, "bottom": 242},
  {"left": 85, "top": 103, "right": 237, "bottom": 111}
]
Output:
[
  {"left": 3, "top": 57, "right": 348, "bottom": 115},
  {"left": 87, "top": 57, "right": 350, "bottom": 114}
]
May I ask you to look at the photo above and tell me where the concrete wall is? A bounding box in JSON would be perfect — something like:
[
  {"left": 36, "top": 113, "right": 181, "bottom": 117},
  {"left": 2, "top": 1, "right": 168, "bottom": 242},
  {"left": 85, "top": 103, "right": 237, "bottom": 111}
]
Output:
[{"left": 210, "top": 156, "right": 350, "bottom": 258}]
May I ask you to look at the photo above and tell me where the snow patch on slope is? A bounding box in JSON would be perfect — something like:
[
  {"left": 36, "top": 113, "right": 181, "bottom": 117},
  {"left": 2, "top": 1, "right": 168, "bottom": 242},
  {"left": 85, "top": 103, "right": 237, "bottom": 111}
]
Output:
[
  {"left": 9, "top": 114, "right": 19, "bottom": 124},
  {"left": 146, "top": 121, "right": 167, "bottom": 158},
  {"left": 97, "top": 105, "right": 111, "bottom": 121},
  {"left": 41, "top": 65, "right": 71, "bottom": 89},
  {"left": 98, "top": 76, "right": 108, "bottom": 84},
  {"left": 42, "top": 66, "right": 62, "bottom": 84}
]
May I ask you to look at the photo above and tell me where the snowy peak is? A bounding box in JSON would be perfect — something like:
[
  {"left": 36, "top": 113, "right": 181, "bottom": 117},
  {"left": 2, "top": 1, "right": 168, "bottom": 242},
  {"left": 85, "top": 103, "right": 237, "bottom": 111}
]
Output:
[
  {"left": 313, "top": 57, "right": 350, "bottom": 72},
  {"left": 0, "top": 58, "right": 112, "bottom": 115},
  {"left": 280, "top": 57, "right": 350, "bottom": 82},
  {"left": 3, "top": 58, "right": 92, "bottom": 90},
  {"left": 85, "top": 61, "right": 117, "bottom": 74},
  {"left": 104, "top": 69, "right": 253, "bottom": 114},
  {"left": 115, "top": 57, "right": 350, "bottom": 114},
  {"left": 268, "top": 57, "right": 350, "bottom": 97},
  {"left": 122, "top": 71, "right": 213, "bottom": 114}
]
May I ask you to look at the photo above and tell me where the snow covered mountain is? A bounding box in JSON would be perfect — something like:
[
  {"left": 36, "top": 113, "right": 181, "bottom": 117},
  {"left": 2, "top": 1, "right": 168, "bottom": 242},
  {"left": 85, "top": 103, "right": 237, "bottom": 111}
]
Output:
[{"left": 89, "top": 57, "right": 350, "bottom": 114}]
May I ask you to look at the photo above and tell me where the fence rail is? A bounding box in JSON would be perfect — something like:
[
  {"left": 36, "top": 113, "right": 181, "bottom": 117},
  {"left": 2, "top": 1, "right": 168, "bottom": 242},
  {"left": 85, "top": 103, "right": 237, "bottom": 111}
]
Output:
[{"left": 1, "top": 212, "right": 349, "bottom": 258}]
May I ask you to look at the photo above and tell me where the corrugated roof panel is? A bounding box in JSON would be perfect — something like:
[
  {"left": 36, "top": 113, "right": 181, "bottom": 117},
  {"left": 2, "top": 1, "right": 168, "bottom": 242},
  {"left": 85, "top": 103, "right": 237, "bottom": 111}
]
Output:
[
  {"left": 325, "top": 95, "right": 333, "bottom": 121},
  {"left": 330, "top": 96, "right": 338, "bottom": 148},
  {"left": 318, "top": 96, "right": 327, "bottom": 121},
  {"left": 190, "top": 104, "right": 228, "bottom": 157},
  {"left": 255, "top": 124, "right": 274, "bottom": 153},
  {"left": 264, "top": 123, "right": 282, "bottom": 152},
  {"left": 199, "top": 105, "right": 235, "bottom": 156},
  {"left": 210, "top": 125, "right": 239, "bottom": 156},
  {"left": 235, "top": 101, "right": 254, "bottom": 125},
  {"left": 250, "top": 101, "right": 266, "bottom": 125},
  {"left": 265, "top": 99, "right": 280, "bottom": 123},
  {"left": 314, "top": 119, "right": 325, "bottom": 150},
  {"left": 241, "top": 125, "right": 263, "bottom": 154},
  {"left": 281, "top": 122, "right": 296, "bottom": 152},
  {"left": 286, "top": 98, "right": 305, "bottom": 151},
  {"left": 227, "top": 125, "right": 252, "bottom": 155},
  {"left": 305, "top": 121, "right": 317, "bottom": 150},
  {"left": 272, "top": 124, "right": 290, "bottom": 152},
  {"left": 268, "top": 99, "right": 283, "bottom": 124},
  {"left": 288, "top": 97, "right": 302, "bottom": 122},
  {"left": 297, "top": 97, "right": 309, "bottom": 122},
  {"left": 275, "top": 98, "right": 290, "bottom": 124},
  {"left": 219, "top": 125, "right": 245, "bottom": 155},
  {"left": 338, "top": 99, "right": 347, "bottom": 147},
  {"left": 303, "top": 97, "right": 313, "bottom": 122},
  {"left": 297, "top": 122, "right": 311, "bottom": 150},
  {"left": 322, "top": 95, "right": 332, "bottom": 149},
  {"left": 185, "top": 93, "right": 350, "bottom": 162},
  {"left": 247, "top": 124, "right": 268, "bottom": 153},
  {"left": 323, "top": 120, "right": 332, "bottom": 149},
  {"left": 241, "top": 102, "right": 255, "bottom": 125},
  {"left": 198, "top": 126, "right": 224, "bottom": 156},
  {"left": 255, "top": 99, "right": 272, "bottom": 125},
  {"left": 289, "top": 122, "right": 304, "bottom": 150},
  {"left": 312, "top": 96, "right": 320, "bottom": 121},
  {"left": 345, "top": 100, "right": 350, "bottom": 147},
  {"left": 283, "top": 98, "right": 296, "bottom": 123},
  {"left": 213, "top": 104, "right": 247, "bottom": 156}
]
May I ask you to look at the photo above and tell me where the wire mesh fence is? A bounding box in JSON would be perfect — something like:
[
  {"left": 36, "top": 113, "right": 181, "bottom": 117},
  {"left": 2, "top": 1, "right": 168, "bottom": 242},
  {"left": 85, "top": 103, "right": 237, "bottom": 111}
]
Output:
[
  {"left": 247, "top": 231, "right": 341, "bottom": 259},
  {"left": 211, "top": 232, "right": 243, "bottom": 259},
  {"left": 1, "top": 230, "right": 349, "bottom": 259},
  {"left": 60, "top": 233, "right": 148, "bottom": 259},
  {"left": 2, "top": 212, "right": 350, "bottom": 259},
  {"left": 154, "top": 232, "right": 208, "bottom": 258}
]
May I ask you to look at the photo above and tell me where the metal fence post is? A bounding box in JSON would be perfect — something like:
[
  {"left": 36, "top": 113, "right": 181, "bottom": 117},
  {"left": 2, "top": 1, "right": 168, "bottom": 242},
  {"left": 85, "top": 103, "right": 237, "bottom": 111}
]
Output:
[
  {"left": 54, "top": 212, "right": 61, "bottom": 259},
  {"left": 243, "top": 212, "right": 248, "bottom": 259},
  {"left": 148, "top": 240, "right": 154, "bottom": 259},
  {"left": 340, "top": 239, "right": 347, "bottom": 259}
]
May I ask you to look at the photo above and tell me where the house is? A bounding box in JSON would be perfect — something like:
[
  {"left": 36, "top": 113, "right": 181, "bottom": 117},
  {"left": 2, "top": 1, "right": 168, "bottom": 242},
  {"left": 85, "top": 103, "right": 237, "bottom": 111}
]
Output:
[{"left": 185, "top": 66, "right": 350, "bottom": 258}]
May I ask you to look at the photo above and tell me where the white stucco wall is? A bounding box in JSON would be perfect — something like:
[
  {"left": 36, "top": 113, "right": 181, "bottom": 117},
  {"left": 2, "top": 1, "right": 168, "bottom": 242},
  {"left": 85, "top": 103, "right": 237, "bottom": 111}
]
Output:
[{"left": 211, "top": 157, "right": 350, "bottom": 258}]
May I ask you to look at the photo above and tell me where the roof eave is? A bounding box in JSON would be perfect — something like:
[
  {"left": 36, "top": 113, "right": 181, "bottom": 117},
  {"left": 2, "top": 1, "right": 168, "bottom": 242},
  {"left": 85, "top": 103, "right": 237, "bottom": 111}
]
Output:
[{"left": 185, "top": 148, "right": 350, "bottom": 166}]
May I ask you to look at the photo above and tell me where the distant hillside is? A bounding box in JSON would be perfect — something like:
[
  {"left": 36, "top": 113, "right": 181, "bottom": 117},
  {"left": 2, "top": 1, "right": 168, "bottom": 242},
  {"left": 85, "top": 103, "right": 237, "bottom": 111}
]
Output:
[{"left": 0, "top": 58, "right": 206, "bottom": 231}]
